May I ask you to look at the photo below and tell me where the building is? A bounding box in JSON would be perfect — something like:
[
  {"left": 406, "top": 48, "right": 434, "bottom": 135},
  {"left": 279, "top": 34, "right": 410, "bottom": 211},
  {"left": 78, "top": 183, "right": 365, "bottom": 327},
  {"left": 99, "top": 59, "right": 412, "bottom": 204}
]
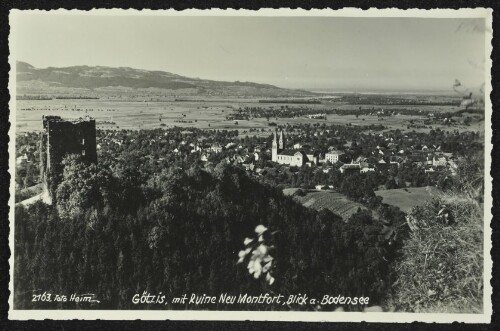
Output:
[
  {"left": 305, "top": 151, "right": 320, "bottom": 165},
  {"left": 389, "top": 156, "right": 404, "bottom": 168},
  {"left": 272, "top": 131, "right": 317, "bottom": 167},
  {"left": 322, "top": 167, "right": 333, "bottom": 174},
  {"left": 271, "top": 131, "right": 286, "bottom": 162},
  {"left": 339, "top": 163, "right": 361, "bottom": 174},
  {"left": 293, "top": 142, "right": 311, "bottom": 150},
  {"left": 315, "top": 184, "right": 333, "bottom": 190},
  {"left": 276, "top": 150, "right": 307, "bottom": 167},
  {"left": 243, "top": 163, "right": 255, "bottom": 172},
  {"left": 360, "top": 166, "right": 375, "bottom": 173},
  {"left": 40, "top": 115, "right": 97, "bottom": 202},
  {"left": 432, "top": 154, "right": 448, "bottom": 167},
  {"left": 425, "top": 167, "right": 436, "bottom": 173},
  {"left": 325, "top": 150, "right": 343, "bottom": 164},
  {"left": 210, "top": 144, "right": 222, "bottom": 153},
  {"left": 354, "top": 156, "right": 372, "bottom": 168}
]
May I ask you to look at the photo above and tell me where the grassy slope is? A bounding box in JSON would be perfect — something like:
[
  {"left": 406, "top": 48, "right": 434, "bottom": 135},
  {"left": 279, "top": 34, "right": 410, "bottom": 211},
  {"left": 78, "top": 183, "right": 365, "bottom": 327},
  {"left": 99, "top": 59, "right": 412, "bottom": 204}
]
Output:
[
  {"left": 391, "top": 194, "right": 483, "bottom": 313},
  {"left": 283, "top": 188, "right": 367, "bottom": 221},
  {"left": 375, "top": 186, "right": 442, "bottom": 212}
]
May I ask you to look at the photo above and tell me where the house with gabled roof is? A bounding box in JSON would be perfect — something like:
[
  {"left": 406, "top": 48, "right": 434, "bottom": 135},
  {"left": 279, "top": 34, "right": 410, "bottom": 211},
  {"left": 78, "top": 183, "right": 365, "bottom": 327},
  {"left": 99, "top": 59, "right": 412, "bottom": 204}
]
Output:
[{"left": 339, "top": 162, "right": 361, "bottom": 174}]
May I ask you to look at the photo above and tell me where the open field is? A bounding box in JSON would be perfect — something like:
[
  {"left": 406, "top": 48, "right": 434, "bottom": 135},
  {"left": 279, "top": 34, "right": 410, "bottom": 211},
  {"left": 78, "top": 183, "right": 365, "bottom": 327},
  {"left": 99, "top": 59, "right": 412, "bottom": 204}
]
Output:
[
  {"left": 283, "top": 188, "right": 368, "bottom": 220},
  {"left": 375, "top": 186, "right": 442, "bottom": 212},
  {"left": 15, "top": 98, "right": 483, "bottom": 134}
]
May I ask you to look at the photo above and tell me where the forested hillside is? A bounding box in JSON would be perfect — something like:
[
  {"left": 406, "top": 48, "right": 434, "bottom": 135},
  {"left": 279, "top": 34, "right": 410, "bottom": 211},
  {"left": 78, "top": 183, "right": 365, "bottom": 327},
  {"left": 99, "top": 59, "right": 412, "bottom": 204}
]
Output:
[{"left": 14, "top": 157, "right": 400, "bottom": 310}]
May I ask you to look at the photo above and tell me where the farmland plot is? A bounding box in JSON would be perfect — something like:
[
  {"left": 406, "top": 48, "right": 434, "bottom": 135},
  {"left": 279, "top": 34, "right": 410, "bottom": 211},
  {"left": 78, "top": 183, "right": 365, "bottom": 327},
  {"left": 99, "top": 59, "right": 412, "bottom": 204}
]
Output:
[{"left": 284, "top": 189, "right": 367, "bottom": 221}]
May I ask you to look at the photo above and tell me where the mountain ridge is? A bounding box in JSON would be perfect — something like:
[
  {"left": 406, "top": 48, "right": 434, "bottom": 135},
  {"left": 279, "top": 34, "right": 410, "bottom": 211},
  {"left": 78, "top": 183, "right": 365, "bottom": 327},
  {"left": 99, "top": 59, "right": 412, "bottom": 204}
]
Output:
[{"left": 16, "top": 61, "right": 314, "bottom": 97}]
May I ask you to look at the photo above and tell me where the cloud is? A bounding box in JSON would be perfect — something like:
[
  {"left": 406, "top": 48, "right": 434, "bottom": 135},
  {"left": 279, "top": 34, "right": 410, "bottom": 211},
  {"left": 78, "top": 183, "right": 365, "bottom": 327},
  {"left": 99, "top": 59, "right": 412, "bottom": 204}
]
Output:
[{"left": 453, "top": 79, "right": 485, "bottom": 109}]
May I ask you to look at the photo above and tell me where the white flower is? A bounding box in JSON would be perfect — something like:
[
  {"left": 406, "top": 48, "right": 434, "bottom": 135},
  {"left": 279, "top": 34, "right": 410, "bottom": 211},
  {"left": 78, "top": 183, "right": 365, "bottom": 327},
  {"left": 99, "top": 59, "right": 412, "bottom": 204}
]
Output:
[
  {"left": 255, "top": 225, "right": 268, "bottom": 235},
  {"left": 243, "top": 237, "right": 254, "bottom": 246},
  {"left": 263, "top": 255, "right": 273, "bottom": 263},
  {"left": 257, "top": 244, "right": 268, "bottom": 255},
  {"left": 253, "top": 258, "right": 263, "bottom": 279},
  {"left": 266, "top": 273, "right": 275, "bottom": 285},
  {"left": 237, "top": 248, "right": 252, "bottom": 264},
  {"left": 247, "top": 260, "right": 254, "bottom": 273},
  {"left": 254, "top": 258, "right": 262, "bottom": 270}
]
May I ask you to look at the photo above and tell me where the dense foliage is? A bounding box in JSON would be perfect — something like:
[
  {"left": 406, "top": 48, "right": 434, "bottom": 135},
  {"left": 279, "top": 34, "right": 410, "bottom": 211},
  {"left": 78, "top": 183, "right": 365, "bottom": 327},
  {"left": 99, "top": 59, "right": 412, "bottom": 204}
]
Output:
[
  {"left": 13, "top": 122, "right": 483, "bottom": 312},
  {"left": 14, "top": 157, "right": 399, "bottom": 310}
]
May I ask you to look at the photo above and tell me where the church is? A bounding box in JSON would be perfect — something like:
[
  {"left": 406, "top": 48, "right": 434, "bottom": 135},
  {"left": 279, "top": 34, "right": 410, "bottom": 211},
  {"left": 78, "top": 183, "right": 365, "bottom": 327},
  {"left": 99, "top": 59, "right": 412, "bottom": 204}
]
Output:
[{"left": 272, "top": 131, "right": 318, "bottom": 167}]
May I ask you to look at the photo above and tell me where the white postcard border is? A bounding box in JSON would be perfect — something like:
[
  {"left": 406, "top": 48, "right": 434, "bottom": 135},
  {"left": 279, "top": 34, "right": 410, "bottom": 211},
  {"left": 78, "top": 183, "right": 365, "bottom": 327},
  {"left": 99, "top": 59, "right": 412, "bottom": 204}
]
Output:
[{"left": 7, "top": 7, "right": 494, "bottom": 323}]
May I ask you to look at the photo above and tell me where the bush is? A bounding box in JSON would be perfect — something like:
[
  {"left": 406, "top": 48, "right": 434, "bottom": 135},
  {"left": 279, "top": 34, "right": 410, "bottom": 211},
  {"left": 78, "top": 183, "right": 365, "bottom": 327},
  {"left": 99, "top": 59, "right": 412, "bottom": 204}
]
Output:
[
  {"left": 391, "top": 194, "right": 483, "bottom": 313},
  {"left": 294, "top": 188, "right": 307, "bottom": 197}
]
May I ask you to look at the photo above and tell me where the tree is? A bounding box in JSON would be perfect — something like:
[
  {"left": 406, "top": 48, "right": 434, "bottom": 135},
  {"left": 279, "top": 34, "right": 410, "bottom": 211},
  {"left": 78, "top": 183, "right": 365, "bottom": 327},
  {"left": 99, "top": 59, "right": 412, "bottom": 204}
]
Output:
[
  {"left": 384, "top": 177, "right": 398, "bottom": 190},
  {"left": 55, "top": 154, "right": 115, "bottom": 220}
]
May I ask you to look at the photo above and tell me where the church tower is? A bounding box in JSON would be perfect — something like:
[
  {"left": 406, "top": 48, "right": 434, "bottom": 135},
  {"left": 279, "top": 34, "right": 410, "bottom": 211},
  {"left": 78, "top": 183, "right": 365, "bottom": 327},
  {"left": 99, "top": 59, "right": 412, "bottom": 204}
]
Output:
[
  {"left": 278, "top": 130, "right": 285, "bottom": 150},
  {"left": 272, "top": 130, "right": 286, "bottom": 162},
  {"left": 272, "top": 131, "right": 278, "bottom": 162}
]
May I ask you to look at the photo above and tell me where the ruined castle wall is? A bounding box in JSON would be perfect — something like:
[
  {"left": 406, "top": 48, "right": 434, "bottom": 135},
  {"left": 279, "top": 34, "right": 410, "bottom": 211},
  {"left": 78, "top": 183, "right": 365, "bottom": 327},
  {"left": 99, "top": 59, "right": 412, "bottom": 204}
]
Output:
[{"left": 40, "top": 116, "right": 97, "bottom": 200}]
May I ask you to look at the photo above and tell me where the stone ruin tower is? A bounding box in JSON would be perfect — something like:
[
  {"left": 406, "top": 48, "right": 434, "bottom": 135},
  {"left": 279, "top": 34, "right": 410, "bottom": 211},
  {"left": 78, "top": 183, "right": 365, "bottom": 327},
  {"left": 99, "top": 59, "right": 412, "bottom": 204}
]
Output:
[{"left": 40, "top": 115, "right": 97, "bottom": 202}]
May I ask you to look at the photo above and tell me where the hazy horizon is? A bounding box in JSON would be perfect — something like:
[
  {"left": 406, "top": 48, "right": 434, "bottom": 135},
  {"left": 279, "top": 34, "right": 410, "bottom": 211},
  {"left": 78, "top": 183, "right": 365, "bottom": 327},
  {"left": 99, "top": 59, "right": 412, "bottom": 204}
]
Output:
[
  {"left": 14, "top": 59, "right": 461, "bottom": 94},
  {"left": 11, "top": 12, "right": 487, "bottom": 92}
]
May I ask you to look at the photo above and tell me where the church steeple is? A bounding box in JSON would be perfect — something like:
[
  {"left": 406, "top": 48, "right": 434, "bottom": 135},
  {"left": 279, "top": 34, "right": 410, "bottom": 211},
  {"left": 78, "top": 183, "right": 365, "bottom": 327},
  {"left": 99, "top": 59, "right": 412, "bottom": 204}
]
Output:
[
  {"left": 278, "top": 130, "right": 285, "bottom": 150},
  {"left": 272, "top": 130, "right": 286, "bottom": 163},
  {"left": 272, "top": 131, "right": 278, "bottom": 162}
]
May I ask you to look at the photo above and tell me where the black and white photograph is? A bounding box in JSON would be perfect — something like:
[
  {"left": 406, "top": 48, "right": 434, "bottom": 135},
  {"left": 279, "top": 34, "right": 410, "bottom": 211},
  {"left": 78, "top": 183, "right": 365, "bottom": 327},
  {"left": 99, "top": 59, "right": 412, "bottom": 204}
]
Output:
[{"left": 7, "top": 8, "right": 493, "bottom": 322}]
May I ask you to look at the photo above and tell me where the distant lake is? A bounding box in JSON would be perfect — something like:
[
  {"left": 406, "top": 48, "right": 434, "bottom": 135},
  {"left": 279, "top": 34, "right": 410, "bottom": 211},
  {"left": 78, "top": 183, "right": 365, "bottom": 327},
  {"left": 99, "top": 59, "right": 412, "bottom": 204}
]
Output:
[{"left": 309, "top": 89, "right": 454, "bottom": 96}]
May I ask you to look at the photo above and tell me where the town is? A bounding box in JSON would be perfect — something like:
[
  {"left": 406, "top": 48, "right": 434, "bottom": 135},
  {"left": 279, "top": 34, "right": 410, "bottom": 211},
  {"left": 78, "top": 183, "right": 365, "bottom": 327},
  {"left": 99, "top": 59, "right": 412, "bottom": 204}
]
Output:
[{"left": 15, "top": 112, "right": 481, "bottom": 217}]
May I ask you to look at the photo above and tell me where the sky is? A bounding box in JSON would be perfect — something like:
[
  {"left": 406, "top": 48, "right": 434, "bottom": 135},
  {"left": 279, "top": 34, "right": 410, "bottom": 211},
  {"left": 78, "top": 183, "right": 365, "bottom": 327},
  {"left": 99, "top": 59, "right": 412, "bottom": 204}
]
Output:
[{"left": 10, "top": 12, "right": 487, "bottom": 92}]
